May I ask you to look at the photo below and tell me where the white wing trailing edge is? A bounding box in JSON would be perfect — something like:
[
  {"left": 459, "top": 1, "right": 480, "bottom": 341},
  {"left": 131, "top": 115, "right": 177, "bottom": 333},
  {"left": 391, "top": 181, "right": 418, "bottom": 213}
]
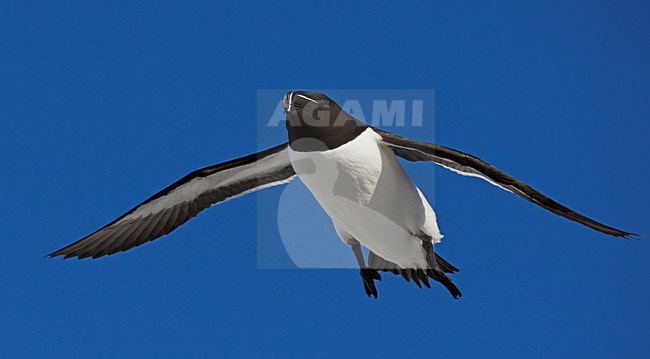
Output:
[{"left": 49, "top": 143, "right": 296, "bottom": 259}]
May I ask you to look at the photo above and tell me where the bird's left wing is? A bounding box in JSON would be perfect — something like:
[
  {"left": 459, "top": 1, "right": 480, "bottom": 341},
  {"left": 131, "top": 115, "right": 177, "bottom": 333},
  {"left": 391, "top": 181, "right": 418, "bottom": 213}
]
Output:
[
  {"left": 375, "top": 128, "right": 639, "bottom": 238},
  {"left": 49, "top": 143, "right": 296, "bottom": 259}
]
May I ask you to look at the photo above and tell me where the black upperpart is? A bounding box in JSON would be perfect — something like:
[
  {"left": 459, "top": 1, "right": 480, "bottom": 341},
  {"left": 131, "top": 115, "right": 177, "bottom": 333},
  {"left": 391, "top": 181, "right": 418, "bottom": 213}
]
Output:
[{"left": 284, "top": 91, "right": 368, "bottom": 152}]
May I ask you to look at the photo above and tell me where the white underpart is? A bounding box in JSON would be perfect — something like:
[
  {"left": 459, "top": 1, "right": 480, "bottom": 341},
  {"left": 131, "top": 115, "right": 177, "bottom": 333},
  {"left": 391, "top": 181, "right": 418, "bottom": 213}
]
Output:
[
  {"left": 117, "top": 148, "right": 293, "bottom": 224},
  {"left": 289, "top": 128, "right": 442, "bottom": 269}
]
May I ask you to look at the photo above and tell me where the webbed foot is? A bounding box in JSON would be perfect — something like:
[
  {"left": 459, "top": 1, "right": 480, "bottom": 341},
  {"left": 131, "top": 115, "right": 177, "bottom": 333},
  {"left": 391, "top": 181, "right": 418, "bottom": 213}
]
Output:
[{"left": 360, "top": 268, "right": 382, "bottom": 298}]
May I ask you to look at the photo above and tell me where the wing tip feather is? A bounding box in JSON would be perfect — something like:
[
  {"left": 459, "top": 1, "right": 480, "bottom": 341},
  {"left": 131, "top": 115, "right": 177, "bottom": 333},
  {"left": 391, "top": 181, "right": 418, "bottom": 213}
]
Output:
[{"left": 620, "top": 232, "right": 644, "bottom": 240}]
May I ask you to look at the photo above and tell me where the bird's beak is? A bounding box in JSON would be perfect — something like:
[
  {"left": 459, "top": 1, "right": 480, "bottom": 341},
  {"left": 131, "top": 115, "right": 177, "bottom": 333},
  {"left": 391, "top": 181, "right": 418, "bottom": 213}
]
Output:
[{"left": 282, "top": 91, "right": 294, "bottom": 112}]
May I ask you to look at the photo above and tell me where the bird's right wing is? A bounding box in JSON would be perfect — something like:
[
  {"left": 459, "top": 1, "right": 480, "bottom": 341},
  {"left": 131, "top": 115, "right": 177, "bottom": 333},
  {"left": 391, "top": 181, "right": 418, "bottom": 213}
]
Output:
[{"left": 49, "top": 143, "right": 296, "bottom": 260}]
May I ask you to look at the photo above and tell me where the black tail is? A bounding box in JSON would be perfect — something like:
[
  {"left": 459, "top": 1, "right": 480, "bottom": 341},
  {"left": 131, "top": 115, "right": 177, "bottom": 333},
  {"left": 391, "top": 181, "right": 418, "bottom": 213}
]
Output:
[
  {"left": 368, "top": 249, "right": 462, "bottom": 299},
  {"left": 426, "top": 268, "right": 462, "bottom": 299},
  {"left": 434, "top": 252, "right": 460, "bottom": 274},
  {"left": 423, "top": 242, "right": 462, "bottom": 299}
]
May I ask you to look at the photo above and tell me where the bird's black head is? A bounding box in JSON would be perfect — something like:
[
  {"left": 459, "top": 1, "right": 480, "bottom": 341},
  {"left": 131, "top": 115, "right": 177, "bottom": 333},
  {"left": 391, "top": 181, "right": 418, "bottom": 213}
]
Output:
[{"left": 283, "top": 91, "right": 367, "bottom": 152}]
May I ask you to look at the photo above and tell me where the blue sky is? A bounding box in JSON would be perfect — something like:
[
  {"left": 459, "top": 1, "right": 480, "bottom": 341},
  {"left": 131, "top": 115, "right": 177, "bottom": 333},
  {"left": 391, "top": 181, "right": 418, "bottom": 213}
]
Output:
[{"left": 2, "top": 1, "right": 649, "bottom": 357}]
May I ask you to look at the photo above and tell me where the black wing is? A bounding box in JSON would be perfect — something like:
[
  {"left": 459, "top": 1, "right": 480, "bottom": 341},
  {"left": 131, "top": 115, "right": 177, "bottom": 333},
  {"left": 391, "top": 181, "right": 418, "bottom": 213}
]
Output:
[
  {"left": 376, "top": 129, "right": 639, "bottom": 238},
  {"left": 49, "top": 143, "right": 296, "bottom": 259}
]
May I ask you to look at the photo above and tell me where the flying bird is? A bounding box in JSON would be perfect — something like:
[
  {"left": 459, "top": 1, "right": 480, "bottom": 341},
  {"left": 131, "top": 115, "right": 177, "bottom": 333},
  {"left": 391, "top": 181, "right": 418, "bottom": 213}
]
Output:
[{"left": 49, "top": 91, "right": 640, "bottom": 299}]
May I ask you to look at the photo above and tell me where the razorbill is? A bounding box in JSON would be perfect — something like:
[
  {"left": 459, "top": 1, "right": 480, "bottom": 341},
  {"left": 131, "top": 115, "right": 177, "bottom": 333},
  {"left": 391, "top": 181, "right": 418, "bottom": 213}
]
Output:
[{"left": 49, "top": 91, "right": 639, "bottom": 299}]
